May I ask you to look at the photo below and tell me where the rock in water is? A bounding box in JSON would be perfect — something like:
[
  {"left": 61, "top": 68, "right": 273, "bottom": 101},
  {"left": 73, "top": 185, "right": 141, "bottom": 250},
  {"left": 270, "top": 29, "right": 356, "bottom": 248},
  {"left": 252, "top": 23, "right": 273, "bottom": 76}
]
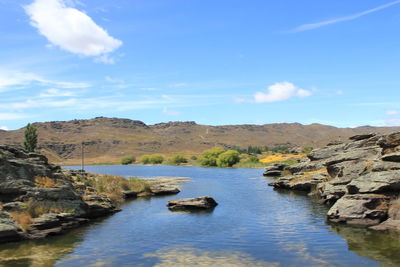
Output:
[
  {"left": 167, "top": 196, "right": 218, "bottom": 211},
  {"left": 150, "top": 185, "right": 180, "bottom": 196}
]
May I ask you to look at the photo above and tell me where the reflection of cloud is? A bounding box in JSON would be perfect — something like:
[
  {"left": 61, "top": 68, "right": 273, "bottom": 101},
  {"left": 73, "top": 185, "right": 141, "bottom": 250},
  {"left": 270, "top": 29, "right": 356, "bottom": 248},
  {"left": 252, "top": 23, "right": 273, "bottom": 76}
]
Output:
[{"left": 145, "top": 247, "right": 278, "bottom": 267}]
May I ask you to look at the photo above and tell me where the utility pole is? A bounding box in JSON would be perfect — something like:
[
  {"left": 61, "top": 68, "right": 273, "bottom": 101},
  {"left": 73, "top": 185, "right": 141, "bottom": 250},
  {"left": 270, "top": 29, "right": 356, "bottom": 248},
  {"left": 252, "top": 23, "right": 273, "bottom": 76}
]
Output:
[{"left": 81, "top": 141, "right": 85, "bottom": 172}]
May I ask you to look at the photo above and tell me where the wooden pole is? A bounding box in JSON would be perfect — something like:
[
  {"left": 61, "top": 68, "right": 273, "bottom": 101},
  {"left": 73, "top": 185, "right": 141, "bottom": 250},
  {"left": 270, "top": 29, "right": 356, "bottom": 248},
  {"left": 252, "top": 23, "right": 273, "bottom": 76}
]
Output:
[{"left": 81, "top": 141, "right": 84, "bottom": 172}]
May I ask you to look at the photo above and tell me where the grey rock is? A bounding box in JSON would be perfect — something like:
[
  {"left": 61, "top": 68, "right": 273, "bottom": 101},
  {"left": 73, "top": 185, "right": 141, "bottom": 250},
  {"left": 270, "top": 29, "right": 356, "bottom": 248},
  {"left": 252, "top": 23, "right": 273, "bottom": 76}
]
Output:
[
  {"left": 167, "top": 196, "right": 218, "bottom": 211},
  {"left": 349, "top": 133, "right": 376, "bottom": 141},
  {"left": 347, "top": 171, "right": 400, "bottom": 194},
  {"left": 382, "top": 152, "right": 400, "bottom": 162},
  {"left": 150, "top": 185, "right": 180, "bottom": 195},
  {"left": 327, "top": 194, "right": 390, "bottom": 226}
]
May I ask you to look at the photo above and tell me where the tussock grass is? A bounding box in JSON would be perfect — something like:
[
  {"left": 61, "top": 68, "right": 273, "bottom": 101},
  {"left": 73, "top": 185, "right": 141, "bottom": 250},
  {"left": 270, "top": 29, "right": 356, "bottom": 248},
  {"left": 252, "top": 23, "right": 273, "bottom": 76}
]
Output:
[
  {"left": 10, "top": 212, "right": 32, "bottom": 231},
  {"left": 85, "top": 174, "right": 151, "bottom": 206}
]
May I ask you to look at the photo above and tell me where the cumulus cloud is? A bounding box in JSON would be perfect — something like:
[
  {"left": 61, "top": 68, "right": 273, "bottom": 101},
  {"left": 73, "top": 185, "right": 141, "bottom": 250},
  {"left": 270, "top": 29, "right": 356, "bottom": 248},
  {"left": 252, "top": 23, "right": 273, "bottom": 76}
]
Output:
[
  {"left": 25, "top": 0, "right": 122, "bottom": 61},
  {"left": 254, "top": 82, "right": 312, "bottom": 103},
  {"left": 0, "top": 126, "right": 9, "bottom": 131}
]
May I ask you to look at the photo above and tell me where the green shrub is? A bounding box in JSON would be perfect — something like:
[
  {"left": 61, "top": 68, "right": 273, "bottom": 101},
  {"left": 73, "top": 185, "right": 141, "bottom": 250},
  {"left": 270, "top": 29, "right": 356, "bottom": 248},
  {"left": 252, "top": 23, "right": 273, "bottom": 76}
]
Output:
[
  {"left": 121, "top": 155, "right": 136, "bottom": 165},
  {"left": 199, "top": 147, "right": 225, "bottom": 166},
  {"left": 216, "top": 150, "right": 240, "bottom": 167},
  {"left": 171, "top": 154, "right": 188, "bottom": 165},
  {"left": 141, "top": 154, "right": 164, "bottom": 164},
  {"left": 191, "top": 155, "right": 198, "bottom": 160},
  {"left": 302, "top": 147, "right": 313, "bottom": 154}
]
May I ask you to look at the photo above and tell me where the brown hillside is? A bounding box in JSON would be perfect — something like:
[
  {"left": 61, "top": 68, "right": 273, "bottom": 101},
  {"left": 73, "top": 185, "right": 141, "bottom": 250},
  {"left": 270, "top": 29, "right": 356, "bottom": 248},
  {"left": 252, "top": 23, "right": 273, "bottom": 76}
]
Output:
[{"left": 1, "top": 117, "right": 399, "bottom": 165}]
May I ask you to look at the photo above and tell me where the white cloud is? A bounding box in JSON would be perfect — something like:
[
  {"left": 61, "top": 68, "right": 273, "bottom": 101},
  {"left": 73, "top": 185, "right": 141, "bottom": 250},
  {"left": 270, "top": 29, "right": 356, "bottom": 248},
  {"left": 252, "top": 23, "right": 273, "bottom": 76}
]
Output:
[
  {"left": 0, "top": 70, "right": 90, "bottom": 91},
  {"left": 38, "top": 88, "right": 76, "bottom": 98},
  {"left": 387, "top": 110, "right": 400, "bottom": 115},
  {"left": 25, "top": 0, "right": 122, "bottom": 61},
  {"left": 0, "top": 126, "right": 9, "bottom": 131},
  {"left": 291, "top": 0, "right": 400, "bottom": 32},
  {"left": 162, "top": 107, "right": 180, "bottom": 116},
  {"left": 254, "top": 82, "right": 312, "bottom": 103},
  {"left": 0, "top": 113, "right": 31, "bottom": 120}
]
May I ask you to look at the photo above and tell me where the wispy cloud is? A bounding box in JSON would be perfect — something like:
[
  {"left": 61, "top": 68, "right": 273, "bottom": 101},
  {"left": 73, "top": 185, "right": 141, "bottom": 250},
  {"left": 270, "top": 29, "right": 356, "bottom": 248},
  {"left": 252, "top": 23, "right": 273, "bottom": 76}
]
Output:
[
  {"left": 0, "top": 112, "right": 32, "bottom": 120},
  {"left": 290, "top": 0, "right": 400, "bottom": 32},
  {"left": 25, "top": 0, "right": 122, "bottom": 63},
  {"left": 162, "top": 107, "right": 180, "bottom": 116},
  {"left": 387, "top": 110, "right": 400, "bottom": 115},
  {"left": 0, "top": 70, "right": 90, "bottom": 92}
]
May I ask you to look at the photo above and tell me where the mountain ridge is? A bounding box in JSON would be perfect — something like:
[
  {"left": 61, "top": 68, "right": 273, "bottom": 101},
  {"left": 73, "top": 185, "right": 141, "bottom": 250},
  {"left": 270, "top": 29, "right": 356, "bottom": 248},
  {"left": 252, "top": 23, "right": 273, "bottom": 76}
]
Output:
[{"left": 1, "top": 117, "right": 399, "bottom": 165}]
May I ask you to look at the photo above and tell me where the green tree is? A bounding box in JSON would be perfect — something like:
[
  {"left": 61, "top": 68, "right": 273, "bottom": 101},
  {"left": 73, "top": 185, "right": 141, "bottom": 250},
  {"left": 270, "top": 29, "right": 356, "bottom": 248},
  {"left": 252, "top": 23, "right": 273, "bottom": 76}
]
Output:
[
  {"left": 141, "top": 155, "right": 151, "bottom": 164},
  {"left": 199, "top": 147, "right": 225, "bottom": 166},
  {"left": 121, "top": 155, "right": 136, "bottom": 165},
  {"left": 216, "top": 150, "right": 240, "bottom": 167},
  {"left": 170, "top": 154, "right": 188, "bottom": 165},
  {"left": 149, "top": 154, "right": 164, "bottom": 164},
  {"left": 23, "top": 123, "right": 38, "bottom": 152}
]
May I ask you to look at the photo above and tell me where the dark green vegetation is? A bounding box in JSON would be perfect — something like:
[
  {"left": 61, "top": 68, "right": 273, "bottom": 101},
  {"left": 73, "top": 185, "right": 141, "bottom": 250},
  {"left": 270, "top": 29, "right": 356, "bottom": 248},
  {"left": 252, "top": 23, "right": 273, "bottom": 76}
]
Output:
[
  {"left": 121, "top": 155, "right": 136, "bottom": 165},
  {"left": 23, "top": 123, "right": 37, "bottom": 152},
  {"left": 141, "top": 154, "right": 165, "bottom": 164}
]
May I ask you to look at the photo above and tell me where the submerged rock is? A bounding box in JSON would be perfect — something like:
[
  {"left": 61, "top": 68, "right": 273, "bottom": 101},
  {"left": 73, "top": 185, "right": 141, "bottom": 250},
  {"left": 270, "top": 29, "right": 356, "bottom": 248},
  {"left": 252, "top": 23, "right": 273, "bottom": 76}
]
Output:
[{"left": 167, "top": 196, "right": 218, "bottom": 211}]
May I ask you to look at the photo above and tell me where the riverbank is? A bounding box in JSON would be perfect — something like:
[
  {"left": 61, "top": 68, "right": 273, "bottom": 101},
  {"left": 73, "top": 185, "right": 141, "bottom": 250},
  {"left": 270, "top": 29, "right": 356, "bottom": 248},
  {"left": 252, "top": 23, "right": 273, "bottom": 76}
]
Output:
[
  {"left": 0, "top": 145, "right": 187, "bottom": 244},
  {"left": 268, "top": 132, "right": 400, "bottom": 231}
]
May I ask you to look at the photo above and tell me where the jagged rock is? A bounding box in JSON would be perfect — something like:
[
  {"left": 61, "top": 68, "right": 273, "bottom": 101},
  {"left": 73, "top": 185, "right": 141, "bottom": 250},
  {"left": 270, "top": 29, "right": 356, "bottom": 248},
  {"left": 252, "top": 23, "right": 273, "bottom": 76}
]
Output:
[
  {"left": 167, "top": 196, "right": 218, "bottom": 211},
  {"left": 347, "top": 171, "right": 400, "bottom": 194},
  {"left": 285, "top": 161, "right": 323, "bottom": 175},
  {"left": 327, "top": 194, "right": 390, "bottom": 226},
  {"left": 378, "top": 132, "right": 400, "bottom": 148},
  {"left": 84, "top": 194, "right": 118, "bottom": 218},
  {"left": 150, "top": 185, "right": 180, "bottom": 195},
  {"left": 269, "top": 173, "right": 326, "bottom": 192},
  {"left": 0, "top": 212, "right": 24, "bottom": 243},
  {"left": 122, "top": 190, "right": 138, "bottom": 198},
  {"left": 263, "top": 163, "right": 285, "bottom": 177},
  {"left": 327, "top": 140, "right": 344, "bottom": 146},
  {"left": 349, "top": 133, "right": 376, "bottom": 141},
  {"left": 382, "top": 152, "right": 400, "bottom": 162}
]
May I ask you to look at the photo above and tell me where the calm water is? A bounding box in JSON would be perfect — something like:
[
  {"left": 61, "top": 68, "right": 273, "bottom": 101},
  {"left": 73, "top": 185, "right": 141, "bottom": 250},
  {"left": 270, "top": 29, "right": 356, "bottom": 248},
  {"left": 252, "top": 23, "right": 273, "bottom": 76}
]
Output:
[{"left": 1, "top": 165, "right": 400, "bottom": 266}]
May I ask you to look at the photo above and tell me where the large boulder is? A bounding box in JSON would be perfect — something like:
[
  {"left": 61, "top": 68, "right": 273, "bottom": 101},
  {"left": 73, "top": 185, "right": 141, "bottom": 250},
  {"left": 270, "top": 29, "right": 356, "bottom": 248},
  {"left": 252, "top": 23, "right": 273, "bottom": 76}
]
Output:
[
  {"left": 263, "top": 163, "right": 286, "bottom": 177},
  {"left": 327, "top": 194, "right": 390, "bottom": 226},
  {"left": 150, "top": 185, "right": 180, "bottom": 196},
  {"left": 347, "top": 171, "right": 400, "bottom": 194},
  {"left": 167, "top": 196, "right": 218, "bottom": 211},
  {"left": 0, "top": 212, "right": 24, "bottom": 243}
]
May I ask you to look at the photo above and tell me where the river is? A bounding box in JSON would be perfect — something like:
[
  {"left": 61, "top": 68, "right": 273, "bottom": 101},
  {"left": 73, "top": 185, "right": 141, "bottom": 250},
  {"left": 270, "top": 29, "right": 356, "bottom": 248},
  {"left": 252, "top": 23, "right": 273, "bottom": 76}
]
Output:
[{"left": 1, "top": 165, "right": 400, "bottom": 266}]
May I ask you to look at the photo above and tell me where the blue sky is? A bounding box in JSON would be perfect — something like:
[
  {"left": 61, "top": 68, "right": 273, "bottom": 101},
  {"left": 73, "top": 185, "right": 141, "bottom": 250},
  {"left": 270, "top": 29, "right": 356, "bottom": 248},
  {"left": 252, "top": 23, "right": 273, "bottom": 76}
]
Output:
[{"left": 1, "top": 0, "right": 400, "bottom": 130}]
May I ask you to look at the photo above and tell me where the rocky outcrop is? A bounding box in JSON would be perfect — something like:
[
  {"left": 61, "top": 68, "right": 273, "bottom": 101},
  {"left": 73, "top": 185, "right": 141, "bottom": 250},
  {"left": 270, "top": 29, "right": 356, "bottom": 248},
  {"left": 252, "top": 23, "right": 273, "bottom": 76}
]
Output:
[
  {"left": 0, "top": 145, "right": 118, "bottom": 244},
  {"left": 267, "top": 132, "right": 400, "bottom": 231},
  {"left": 167, "top": 196, "right": 218, "bottom": 211}
]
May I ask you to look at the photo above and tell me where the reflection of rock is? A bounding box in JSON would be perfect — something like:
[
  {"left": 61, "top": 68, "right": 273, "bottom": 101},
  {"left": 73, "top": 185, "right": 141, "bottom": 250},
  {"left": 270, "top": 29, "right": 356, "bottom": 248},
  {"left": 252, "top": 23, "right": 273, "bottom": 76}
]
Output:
[
  {"left": 145, "top": 247, "right": 278, "bottom": 267},
  {"left": 331, "top": 224, "right": 400, "bottom": 266},
  {"left": 167, "top": 196, "right": 218, "bottom": 211}
]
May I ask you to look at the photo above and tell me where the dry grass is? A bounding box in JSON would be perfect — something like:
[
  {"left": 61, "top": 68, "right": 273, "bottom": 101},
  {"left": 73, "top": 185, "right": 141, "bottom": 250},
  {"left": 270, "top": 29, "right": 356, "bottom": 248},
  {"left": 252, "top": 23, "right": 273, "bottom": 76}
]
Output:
[
  {"left": 85, "top": 174, "right": 151, "bottom": 206},
  {"left": 260, "top": 153, "right": 307, "bottom": 164},
  {"left": 10, "top": 212, "right": 33, "bottom": 231},
  {"left": 34, "top": 176, "right": 60, "bottom": 188},
  {"left": 389, "top": 198, "right": 400, "bottom": 220}
]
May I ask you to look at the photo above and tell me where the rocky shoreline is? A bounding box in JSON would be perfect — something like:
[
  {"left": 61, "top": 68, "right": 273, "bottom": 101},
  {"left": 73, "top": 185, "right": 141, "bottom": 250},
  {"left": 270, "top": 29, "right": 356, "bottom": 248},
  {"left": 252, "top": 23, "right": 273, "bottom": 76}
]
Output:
[
  {"left": 0, "top": 145, "right": 184, "bottom": 244},
  {"left": 267, "top": 132, "right": 400, "bottom": 231}
]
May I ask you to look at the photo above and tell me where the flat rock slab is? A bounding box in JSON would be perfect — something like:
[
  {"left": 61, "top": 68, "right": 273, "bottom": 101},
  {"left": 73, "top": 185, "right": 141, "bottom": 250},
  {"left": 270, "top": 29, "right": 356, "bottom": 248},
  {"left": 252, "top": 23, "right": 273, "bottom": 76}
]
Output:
[
  {"left": 150, "top": 185, "right": 180, "bottom": 195},
  {"left": 167, "top": 196, "right": 218, "bottom": 211}
]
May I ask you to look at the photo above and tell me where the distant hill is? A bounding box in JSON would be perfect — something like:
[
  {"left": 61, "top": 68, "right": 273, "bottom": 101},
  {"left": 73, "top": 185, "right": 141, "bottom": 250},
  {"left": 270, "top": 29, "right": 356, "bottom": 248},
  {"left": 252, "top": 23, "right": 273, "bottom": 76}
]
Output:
[{"left": 1, "top": 117, "right": 399, "bottom": 165}]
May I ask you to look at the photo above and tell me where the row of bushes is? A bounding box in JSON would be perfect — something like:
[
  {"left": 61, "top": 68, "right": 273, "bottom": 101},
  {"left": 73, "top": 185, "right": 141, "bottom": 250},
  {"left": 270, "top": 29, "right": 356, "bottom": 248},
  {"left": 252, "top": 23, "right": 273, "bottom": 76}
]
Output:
[{"left": 121, "top": 154, "right": 191, "bottom": 165}]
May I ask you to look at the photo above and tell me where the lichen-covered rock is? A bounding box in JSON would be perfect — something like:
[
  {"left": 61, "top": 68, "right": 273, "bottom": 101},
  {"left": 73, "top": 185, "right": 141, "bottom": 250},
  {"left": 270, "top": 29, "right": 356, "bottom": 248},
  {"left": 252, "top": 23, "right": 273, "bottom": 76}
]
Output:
[{"left": 167, "top": 196, "right": 218, "bottom": 211}]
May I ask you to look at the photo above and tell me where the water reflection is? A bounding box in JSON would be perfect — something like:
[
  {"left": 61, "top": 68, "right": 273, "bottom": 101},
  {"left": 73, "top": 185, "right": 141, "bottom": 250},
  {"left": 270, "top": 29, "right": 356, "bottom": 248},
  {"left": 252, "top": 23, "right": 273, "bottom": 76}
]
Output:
[
  {"left": 0, "top": 228, "right": 84, "bottom": 267},
  {"left": 145, "top": 246, "right": 278, "bottom": 267},
  {"left": 330, "top": 224, "right": 400, "bottom": 266}
]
